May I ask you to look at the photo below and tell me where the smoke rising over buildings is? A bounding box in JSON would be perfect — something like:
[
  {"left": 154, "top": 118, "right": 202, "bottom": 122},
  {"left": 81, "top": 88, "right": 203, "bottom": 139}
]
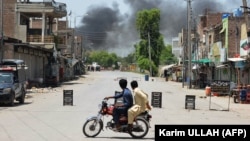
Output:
[{"left": 75, "top": 0, "right": 241, "bottom": 57}]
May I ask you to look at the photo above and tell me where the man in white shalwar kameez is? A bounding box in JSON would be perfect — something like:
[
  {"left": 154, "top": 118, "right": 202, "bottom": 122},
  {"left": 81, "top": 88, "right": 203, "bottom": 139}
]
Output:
[{"left": 127, "top": 80, "right": 151, "bottom": 131}]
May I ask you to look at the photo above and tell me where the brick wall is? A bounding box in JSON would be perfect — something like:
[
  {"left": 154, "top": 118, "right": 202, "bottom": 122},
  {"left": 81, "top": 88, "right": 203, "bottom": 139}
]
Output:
[
  {"left": 31, "top": 19, "right": 67, "bottom": 31},
  {"left": 3, "top": 43, "right": 14, "bottom": 59},
  {"left": 206, "top": 13, "right": 222, "bottom": 27},
  {"left": 3, "top": 0, "right": 16, "bottom": 38},
  {"left": 227, "top": 17, "right": 245, "bottom": 58},
  {"left": 30, "top": 19, "right": 42, "bottom": 29},
  {"left": 57, "top": 20, "right": 67, "bottom": 30},
  {"left": 199, "top": 12, "right": 247, "bottom": 58}
]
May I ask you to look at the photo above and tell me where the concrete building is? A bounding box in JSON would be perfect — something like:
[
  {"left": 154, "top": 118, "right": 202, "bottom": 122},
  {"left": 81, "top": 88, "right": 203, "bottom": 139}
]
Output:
[
  {"left": 171, "top": 36, "right": 182, "bottom": 65},
  {"left": 178, "top": 10, "right": 250, "bottom": 87},
  {"left": 0, "top": 0, "right": 83, "bottom": 87}
]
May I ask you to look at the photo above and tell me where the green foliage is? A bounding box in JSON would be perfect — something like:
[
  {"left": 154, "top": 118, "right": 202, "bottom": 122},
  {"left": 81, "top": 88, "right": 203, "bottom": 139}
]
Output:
[
  {"left": 121, "top": 53, "right": 136, "bottom": 67},
  {"left": 83, "top": 8, "right": 178, "bottom": 73},
  {"left": 160, "top": 44, "right": 178, "bottom": 65},
  {"left": 134, "top": 8, "right": 165, "bottom": 76},
  {"left": 137, "top": 56, "right": 150, "bottom": 70},
  {"left": 86, "top": 50, "right": 119, "bottom": 68},
  {"left": 137, "top": 56, "right": 157, "bottom": 74}
]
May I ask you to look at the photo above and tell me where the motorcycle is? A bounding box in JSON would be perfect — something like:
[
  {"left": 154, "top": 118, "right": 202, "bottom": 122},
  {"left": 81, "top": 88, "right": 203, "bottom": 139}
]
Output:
[{"left": 82, "top": 98, "right": 152, "bottom": 138}]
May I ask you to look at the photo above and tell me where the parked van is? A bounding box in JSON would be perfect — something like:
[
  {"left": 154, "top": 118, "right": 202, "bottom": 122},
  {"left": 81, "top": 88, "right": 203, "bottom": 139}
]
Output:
[{"left": 0, "top": 59, "right": 28, "bottom": 106}]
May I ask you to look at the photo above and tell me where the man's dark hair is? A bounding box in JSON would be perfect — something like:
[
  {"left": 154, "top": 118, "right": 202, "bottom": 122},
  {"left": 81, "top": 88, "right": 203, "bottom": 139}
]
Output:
[
  {"left": 119, "top": 79, "right": 127, "bottom": 89},
  {"left": 130, "top": 80, "right": 138, "bottom": 89}
]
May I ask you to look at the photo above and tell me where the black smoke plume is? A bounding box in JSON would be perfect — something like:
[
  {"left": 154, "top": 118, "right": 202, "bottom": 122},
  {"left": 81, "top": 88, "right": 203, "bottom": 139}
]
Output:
[{"left": 76, "top": 0, "right": 241, "bottom": 57}]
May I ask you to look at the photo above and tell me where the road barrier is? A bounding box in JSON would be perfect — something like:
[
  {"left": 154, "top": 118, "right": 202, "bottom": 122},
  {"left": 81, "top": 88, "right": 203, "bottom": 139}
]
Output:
[
  {"left": 151, "top": 92, "right": 162, "bottom": 108},
  {"left": 63, "top": 90, "right": 73, "bottom": 106}
]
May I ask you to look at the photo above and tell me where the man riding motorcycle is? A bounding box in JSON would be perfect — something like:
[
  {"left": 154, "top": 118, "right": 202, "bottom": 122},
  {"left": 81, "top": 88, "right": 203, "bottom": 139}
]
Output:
[
  {"left": 104, "top": 79, "right": 133, "bottom": 130},
  {"left": 128, "top": 80, "right": 152, "bottom": 131},
  {"left": 83, "top": 79, "right": 152, "bottom": 138}
]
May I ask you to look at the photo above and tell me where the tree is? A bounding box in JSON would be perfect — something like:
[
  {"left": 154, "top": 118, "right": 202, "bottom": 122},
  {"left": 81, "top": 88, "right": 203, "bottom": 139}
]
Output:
[
  {"left": 135, "top": 8, "right": 165, "bottom": 76},
  {"left": 160, "top": 44, "right": 178, "bottom": 65},
  {"left": 120, "top": 53, "right": 136, "bottom": 68},
  {"left": 86, "top": 50, "right": 118, "bottom": 68}
]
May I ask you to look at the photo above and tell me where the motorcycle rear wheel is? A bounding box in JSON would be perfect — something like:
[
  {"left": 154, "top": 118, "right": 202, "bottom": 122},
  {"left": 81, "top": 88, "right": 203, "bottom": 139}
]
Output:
[
  {"left": 128, "top": 117, "right": 149, "bottom": 138},
  {"left": 82, "top": 118, "right": 103, "bottom": 137}
]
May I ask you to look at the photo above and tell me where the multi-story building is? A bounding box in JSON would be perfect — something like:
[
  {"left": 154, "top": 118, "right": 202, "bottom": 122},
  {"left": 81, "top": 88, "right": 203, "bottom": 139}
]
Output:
[
  {"left": 183, "top": 9, "right": 250, "bottom": 87},
  {"left": 179, "top": 9, "right": 250, "bottom": 87},
  {"left": 0, "top": 0, "right": 83, "bottom": 87},
  {"left": 171, "top": 36, "right": 182, "bottom": 65}
]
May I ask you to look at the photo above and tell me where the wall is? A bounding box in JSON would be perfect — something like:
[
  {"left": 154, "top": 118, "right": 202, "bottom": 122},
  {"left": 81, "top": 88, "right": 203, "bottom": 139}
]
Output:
[
  {"left": 3, "top": 0, "right": 16, "bottom": 38},
  {"left": 227, "top": 17, "right": 245, "bottom": 58}
]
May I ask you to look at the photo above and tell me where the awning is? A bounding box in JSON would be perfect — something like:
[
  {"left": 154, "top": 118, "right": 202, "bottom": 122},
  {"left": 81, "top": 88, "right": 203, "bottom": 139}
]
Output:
[
  {"left": 192, "top": 64, "right": 199, "bottom": 69},
  {"left": 67, "top": 58, "right": 79, "bottom": 67},
  {"left": 186, "top": 59, "right": 200, "bottom": 63},
  {"left": 227, "top": 58, "right": 246, "bottom": 62},
  {"left": 191, "top": 58, "right": 212, "bottom": 63},
  {"left": 216, "top": 64, "right": 229, "bottom": 68},
  {"left": 44, "top": 44, "right": 54, "bottom": 49},
  {"left": 199, "top": 58, "right": 212, "bottom": 63},
  {"left": 159, "top": 64, "right": 176, "bottom": 77},
  {"left": 72, "top": 59, "right": 79, "bottom": 66},
  {"left": 161, "top": 64, "right": 176, "bottom": 71}
]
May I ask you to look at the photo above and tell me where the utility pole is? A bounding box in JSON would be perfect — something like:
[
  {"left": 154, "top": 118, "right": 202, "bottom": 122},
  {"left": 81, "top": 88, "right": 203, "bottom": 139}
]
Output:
[
  {"left": 187, "top": 0, "right": 192, "bottom": 89},
  {"left": 148, "top": 32, "right": 152, "bottom": 77},
  {"left": 0, "top": 0, "right": 3, "bottom": 60},
  {"left": 242, "top": 0, "right": 248, "bottom": 29}
]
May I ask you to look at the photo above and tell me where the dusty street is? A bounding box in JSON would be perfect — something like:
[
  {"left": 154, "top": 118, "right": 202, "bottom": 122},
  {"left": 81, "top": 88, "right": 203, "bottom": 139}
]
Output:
[{"left": 0, "top": 71, "right": 249, "bottom": 141}]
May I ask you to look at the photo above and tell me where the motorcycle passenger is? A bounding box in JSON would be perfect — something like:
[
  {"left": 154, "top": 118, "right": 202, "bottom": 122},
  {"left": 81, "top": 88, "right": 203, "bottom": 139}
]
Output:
[
  {"left": 104, "top": 79, "right": 133, "bottom": 130},
  {"left": 128, "top": 80, "right": 152, "bottom": 131}
]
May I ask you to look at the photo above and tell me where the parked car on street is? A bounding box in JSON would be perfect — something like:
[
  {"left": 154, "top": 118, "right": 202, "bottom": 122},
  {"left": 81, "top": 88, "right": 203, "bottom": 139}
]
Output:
[{"left": 0, "top": 59, "right": 28, "bottom": 106}]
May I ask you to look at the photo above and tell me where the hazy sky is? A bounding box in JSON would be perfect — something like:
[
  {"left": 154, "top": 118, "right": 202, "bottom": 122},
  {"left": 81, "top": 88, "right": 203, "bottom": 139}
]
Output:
[
  {"left": 53, "top": 0, "right": 245, "bottom": 26},
  {"left": 31, "top": 0, "right": 249, "bottom": 56},
  {"left": 54, "top": 0, "right": 130, "bottom": 26}
]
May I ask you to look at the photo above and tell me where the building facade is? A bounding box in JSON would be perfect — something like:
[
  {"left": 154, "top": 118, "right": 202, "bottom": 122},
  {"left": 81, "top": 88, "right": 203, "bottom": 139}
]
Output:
[{"left": 0, "top": 0, "right": 84, "bottom": 87}]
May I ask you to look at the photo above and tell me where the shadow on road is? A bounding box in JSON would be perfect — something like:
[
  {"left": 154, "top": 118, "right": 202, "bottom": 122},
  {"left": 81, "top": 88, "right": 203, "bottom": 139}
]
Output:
[{"left": 0, "top": 101, "right": 32, "bottom": 107}]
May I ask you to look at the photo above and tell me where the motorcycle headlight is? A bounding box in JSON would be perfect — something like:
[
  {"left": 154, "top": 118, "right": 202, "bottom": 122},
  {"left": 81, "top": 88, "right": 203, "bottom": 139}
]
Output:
[{"left": 3, "top": 88, "right": 11, "bottom": 94}]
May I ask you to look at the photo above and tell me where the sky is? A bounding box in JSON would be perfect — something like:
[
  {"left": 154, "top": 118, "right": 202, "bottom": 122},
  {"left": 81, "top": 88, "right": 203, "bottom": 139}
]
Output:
[
  {"left": 52, "top": 0, "right": 245, "bottom": 26},
  {"left": 32, "top": 0, "right": 248, "bottom": 57}
]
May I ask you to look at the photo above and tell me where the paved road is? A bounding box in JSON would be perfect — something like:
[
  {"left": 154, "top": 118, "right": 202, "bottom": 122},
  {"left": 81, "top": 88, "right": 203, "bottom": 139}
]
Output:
[{"left": 0, "top": 71, "right": 249, "bottom": 141}]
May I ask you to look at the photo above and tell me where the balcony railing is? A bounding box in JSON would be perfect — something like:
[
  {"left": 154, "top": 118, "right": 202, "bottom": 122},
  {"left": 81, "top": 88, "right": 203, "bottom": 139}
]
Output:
[
  {"left": 27, "top": 35, "right": 54, "bottom": 43},
  {"left": 27, "top": 35, "right": 66, "bottom": 45},
  {"left": 18, "top": 0, "right": 67, "bottom": 13},
  {"left": 44, "top": 0, "right": 67, "bottom": 12}
]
